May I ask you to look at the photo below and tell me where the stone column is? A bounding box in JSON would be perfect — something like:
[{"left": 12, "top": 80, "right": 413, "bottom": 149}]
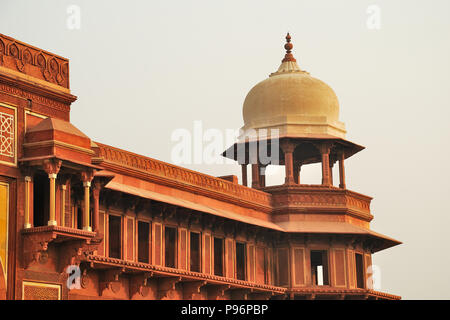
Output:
[
  {"left": 259, "top": 165, "right": 267, "bottom": 188},
  {"left": 92, "top": 180, "right": 101, "bottom": 233},
  {"left": 319, "top": 144, "right": 331, "bottom": 186},
  {"left": 251, "top": 163, "right": 260, "bottom": 188},
  {"left": 81, "top": 170, "right": 94, "bottom": 232},
  {"left": 43, "top": 159, "right": 62, "bottom": 226},
  {"left": 241, "top": 164, "right": 248, "bottom": 187},
  {"left": 61, "top": 184, "right": 66, "bottom": 227},
  {"left": 338, "top": 151, "right": 346, "bottom": 189},
  {"left": 293, "top": 161, "right": 301, "bottom": 184},
  {"left": 24, "top": 176, "right": 32, "bottom": 229},
  {"left": 281, "top": 140, "right": 296, "bottom": 185},
  {"left": 329, "top": 161, "right": 334, "bottom": 186}
]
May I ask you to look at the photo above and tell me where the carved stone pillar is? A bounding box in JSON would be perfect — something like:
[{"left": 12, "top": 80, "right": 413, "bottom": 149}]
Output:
[
  {"left": 281, "top": 140, "right": 296, "bottom": 185},
  {"left": 24, "top": 176, "right": 32, "bottom": 229},
  {"left": 251, "top": 163, "right": 260, "bottom": 189},
  {"left": 43, "top": 159, "right": 62, "bottom": 226},
  {"left": 338, "top": 151, "right": 346, "bottom": 189},
  {"left": 81, "top": 170, "right": 94, "bottom": 232},
  {"left": 92, "top": 180, "right": 101, "bottom": 233},
  {"left": 241, "top": 164, "right": 248, "bottom": 187},
  {"left": 293, "top": 161, "right": 301, "bottom": 184},
  {"left": 61, "top": 184, "right": 66, "bottom": 227},
  {"left": 259, "top": 165, "right": 267, "bottom": 188},
  {"left": 318, "top": 144, "right": 331, "bottom": 186},
  {"left": 329, "top": 160, "right": 335, "bottom": 186}
]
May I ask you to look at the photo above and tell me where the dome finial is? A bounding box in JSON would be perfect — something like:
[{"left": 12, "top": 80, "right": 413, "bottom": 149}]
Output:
[{"left": 282, "top": 32, "right": 296, "bottom": 63}]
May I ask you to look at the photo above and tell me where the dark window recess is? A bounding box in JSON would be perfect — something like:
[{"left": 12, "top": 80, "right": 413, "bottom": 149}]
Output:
[
  {"left": 310, "top": 250, "right": 329, "bottom": 286},
  {"left": 190, "top": 232, "right": 201, "bottom": 272},
  {"left": 214, "top": 238, "right": 224, "bottom": 276},
  {"left": 76, "top": 207, "right": 82, "bottom": 230},
  {"left": 108, "top": 215, "right": 121, "bottom": 259},
  {"left": 164, "top": 227, "right": 177, "bottom": 268},
  {"left": 236, "top": 242, "right": 246, "bottom": 280},
  {"left": 138, "top": 221, "right": 150, "bottom": 263},
  {"left": 33, "top": 173, "right": 49, "bottom": 227},
  {"left": 355, "top": 253, "right": 365, "bottom": 289}
]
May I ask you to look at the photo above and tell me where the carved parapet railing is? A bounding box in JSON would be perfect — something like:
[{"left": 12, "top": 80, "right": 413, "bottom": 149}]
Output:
[
  {"left": 21, "top": 226, "right": 97, "bottom": 269},
  {"left": 94, "top": 143, "right": 272, "bottom": 209},
  {"left": 264, "top": 185, "right": 372, "bottom": 219},
  {"left": 0, "top": 33, "right": 70, "bottom": 90}
]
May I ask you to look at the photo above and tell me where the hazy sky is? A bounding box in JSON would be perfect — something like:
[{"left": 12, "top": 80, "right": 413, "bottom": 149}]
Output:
[{"left": 2, "top": 0, "right": 450, "bottom": 299}]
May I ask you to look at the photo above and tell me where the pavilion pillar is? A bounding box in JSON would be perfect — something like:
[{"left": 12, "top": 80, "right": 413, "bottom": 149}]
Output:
[
  {"left": 24, "top": 176, "right": 32, "bottom": 229},
  {"left": 293, "top": 162, "right": 301, "bottom": 184},
  {"left": 81, "top": 170, "right": 94, "bottom": 232},
  {"left": 281, "top": 140, "right": 296, "bottom": 185},
  {"left": 61, "top": 184, "right": 66, "bottom": 227},
  {"left": 319, "top": 144, "right": 331, "bottom": 186},
  {"left": 329, "top": 160, "right": 334, "bottom": 186},
  {"left": 92, "top": 180, "right": 101, "bottom": 233},
  {"left": 241, "top": 164, "right": 248, "bottom": 187},
  {"left": 43, "top": 159, "right": 62, "bottom": 226},
  {"left": 251, "top": 163, "right": 260, "bottom": 188},
  {"left": 260, "top": 165, "right": 267, "bottom": 188},
  {"left": 338, "top": 152, "right": 346, "bottom": 189}
]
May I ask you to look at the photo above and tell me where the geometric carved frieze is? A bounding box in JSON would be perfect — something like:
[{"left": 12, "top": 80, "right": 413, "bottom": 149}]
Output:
[
  {"left": 22, "top": 281, "right": 61, "bottom": 300},
  {"left": 0, "top": 104, "right": 16, "bottom": 165}
]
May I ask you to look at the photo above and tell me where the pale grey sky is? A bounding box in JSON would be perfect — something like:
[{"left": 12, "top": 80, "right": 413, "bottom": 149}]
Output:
[{"left": 2, "top": 0, "right": 450, "bottom": 299}]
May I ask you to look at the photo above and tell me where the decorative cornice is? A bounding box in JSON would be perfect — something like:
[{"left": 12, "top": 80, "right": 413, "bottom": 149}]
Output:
[{"left": 86, "top": 254, "right": 285, "bottom": 294}]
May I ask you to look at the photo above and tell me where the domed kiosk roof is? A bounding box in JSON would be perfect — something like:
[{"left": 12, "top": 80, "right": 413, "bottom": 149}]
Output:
[
  {"left": 241, "top": 33, "right": 346, "bottom": 141},
  {"left": 223, "top": 34, "right": 364, "bottom": 165}
]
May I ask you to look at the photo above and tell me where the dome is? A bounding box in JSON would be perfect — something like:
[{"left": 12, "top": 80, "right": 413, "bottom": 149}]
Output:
[{"left": 241, "top": 34, "right": 346, "bottom": 140}]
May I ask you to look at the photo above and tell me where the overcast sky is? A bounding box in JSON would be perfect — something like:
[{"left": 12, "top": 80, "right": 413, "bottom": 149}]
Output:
[{"left": 2, "top": 0, "right": 450, "bottom": 299}]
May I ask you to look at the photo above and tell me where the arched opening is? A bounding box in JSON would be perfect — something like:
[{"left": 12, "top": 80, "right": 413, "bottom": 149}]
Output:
[{"left": 293, "top": 142, "right": 321, "bottom": 185}]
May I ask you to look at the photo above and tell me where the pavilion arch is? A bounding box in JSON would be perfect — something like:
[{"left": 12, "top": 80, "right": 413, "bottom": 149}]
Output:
[{"left": 292, "top": 142, "right": 321, "bottom": 184}]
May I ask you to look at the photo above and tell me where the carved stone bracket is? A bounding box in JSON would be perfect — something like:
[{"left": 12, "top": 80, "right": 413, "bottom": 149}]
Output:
[
  {"left": 207, "top": 284, "right": 231, "bottom": 300},
  {"left": 58, "top": 239, "right": 98, "bottom": 273},
  {"left": 130, "top": 272, "right": 154, "bottom": 298},
  {"left": 22, "top": 232, "right": 56, "bottom": 269},
  {"left": 223, "top": 221, "right": 237, "bottom": 238},
  {"left": 182, "top": 280, "right": 207, "bottom": 300},
  {"left": 99, "top": 268, "right": 125, "bottom": 296},
  {"left": 201, "top": 214, "right": 215, "bottom": 231},
  {"left": 230, "top": 288, "right": 252, "bottom": 300},
  {"left": 43, "top": 159, "right": 62, "bottom": 176},
  {"left": 157, "top": 276, "right": 182, "bottom": 300}
]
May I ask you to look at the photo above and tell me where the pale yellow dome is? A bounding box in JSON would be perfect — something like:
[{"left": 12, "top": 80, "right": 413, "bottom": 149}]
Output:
[{"left": 240, "top": 34, "right": 346, "bottom": 140}]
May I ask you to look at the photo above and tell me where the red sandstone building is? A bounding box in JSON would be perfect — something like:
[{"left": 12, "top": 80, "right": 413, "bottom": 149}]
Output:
[{"left": 0, "top": 33, "right": 400, "bottom": 300}]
